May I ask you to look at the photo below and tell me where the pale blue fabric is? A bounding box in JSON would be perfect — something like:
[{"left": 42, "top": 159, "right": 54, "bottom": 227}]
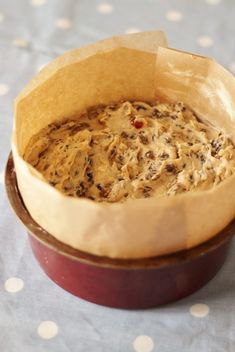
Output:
[{"left": 0, "top": 0, "right": 235, "bottom": 351}]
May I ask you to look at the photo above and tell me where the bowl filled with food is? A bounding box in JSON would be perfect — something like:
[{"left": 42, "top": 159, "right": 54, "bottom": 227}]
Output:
[{"left": 6, "top": 31, "right": 235, "bottom": 308}]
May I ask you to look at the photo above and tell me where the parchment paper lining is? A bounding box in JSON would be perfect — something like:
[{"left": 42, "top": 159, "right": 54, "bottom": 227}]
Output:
[{"left": 12, "top": 31, "right": 235, "bottom": 258}]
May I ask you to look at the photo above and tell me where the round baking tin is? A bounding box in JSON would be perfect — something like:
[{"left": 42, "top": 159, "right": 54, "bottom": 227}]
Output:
[{"left": 5, "top": 153, "right": 234, "bottom": 309}]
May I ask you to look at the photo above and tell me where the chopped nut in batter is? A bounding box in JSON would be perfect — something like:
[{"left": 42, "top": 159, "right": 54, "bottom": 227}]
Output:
[{"left": 24, "top": 101, "right": 235, "bottom": 202}]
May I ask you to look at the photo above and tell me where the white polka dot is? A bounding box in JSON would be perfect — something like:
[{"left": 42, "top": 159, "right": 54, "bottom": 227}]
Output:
[
  {"left": 229, "top": 62, "right": 235, "bottom": 74},
  {"left": 197, "top": 36, "right": 214, "bottom": 48},
  {"left": 0, "top": 12, "right": 4, "bottom": 23},
  {"left": 133, "top": 335, "right": 154, "bottom": 352},
  {"left": 190, "top": 303, "right": 210, "bottom": 318},
  {"left": 12, "top": 39, "right": 29, "bottom": 48},
  {"left": 37, "top": 63, "right": 48, "bottom": 72},
  {"left": 0, "top": 84, "right": 9, "bottom": 96},
  {"left": 97, "top": 2, "right": 113, "bottom": 14},
  {"left": 4, "top": 278, "right": 24, "bottom": 293},
  {"left": 125, "top": 27, "right": 141, "bottom": 34},
  {"left": 30, "top": 0, "right": 47, "bottom": 6},
  {"left": 55, "top": 18, "right": 72, "bottom": 30},
  {"left": 37, "top": 321, "right": 58, "bottom": 339},
  {"left": 205, "top": 0, "right": 221, "bottom": 5},
  {"left": 166, "top": 10, "right": 183, "bottom": 22},
  {"left": 0, "top": 170, "right": 5, "bottom": 184}
]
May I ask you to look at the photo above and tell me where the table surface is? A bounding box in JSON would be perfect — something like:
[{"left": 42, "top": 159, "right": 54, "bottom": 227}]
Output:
[{"left": 0, "top": 0, "right": 235, "bottom": 351}]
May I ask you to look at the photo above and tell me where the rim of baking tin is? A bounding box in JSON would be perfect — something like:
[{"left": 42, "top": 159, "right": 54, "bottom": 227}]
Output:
[{"left": 5, "top": 153, "right": 235, "bottom": 269}]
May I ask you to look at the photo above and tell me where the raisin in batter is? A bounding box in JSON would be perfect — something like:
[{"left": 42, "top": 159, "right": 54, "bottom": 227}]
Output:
[{"left": 24, "top": 101, "right": 235, "bottom": 202}]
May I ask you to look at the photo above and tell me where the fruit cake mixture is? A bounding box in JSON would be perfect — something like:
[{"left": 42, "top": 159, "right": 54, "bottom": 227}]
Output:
[{"left": 24, "top": 101, "right": 235, "bottom": 202}]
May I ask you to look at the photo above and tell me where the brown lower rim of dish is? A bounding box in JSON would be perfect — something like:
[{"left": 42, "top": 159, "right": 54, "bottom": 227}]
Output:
[{"left": 5, "top": 152, "right": 235, "bottom": 269}]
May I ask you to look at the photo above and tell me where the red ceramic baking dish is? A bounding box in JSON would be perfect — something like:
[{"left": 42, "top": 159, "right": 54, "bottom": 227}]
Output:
[{"left": 5, "top": 153, "right": 235, "bottom": 309}]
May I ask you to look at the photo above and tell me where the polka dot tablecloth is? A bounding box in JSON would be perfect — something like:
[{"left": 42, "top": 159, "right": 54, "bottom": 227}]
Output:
[{"left": 0, "top": 0, "right": 235, "bottom": 351}]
